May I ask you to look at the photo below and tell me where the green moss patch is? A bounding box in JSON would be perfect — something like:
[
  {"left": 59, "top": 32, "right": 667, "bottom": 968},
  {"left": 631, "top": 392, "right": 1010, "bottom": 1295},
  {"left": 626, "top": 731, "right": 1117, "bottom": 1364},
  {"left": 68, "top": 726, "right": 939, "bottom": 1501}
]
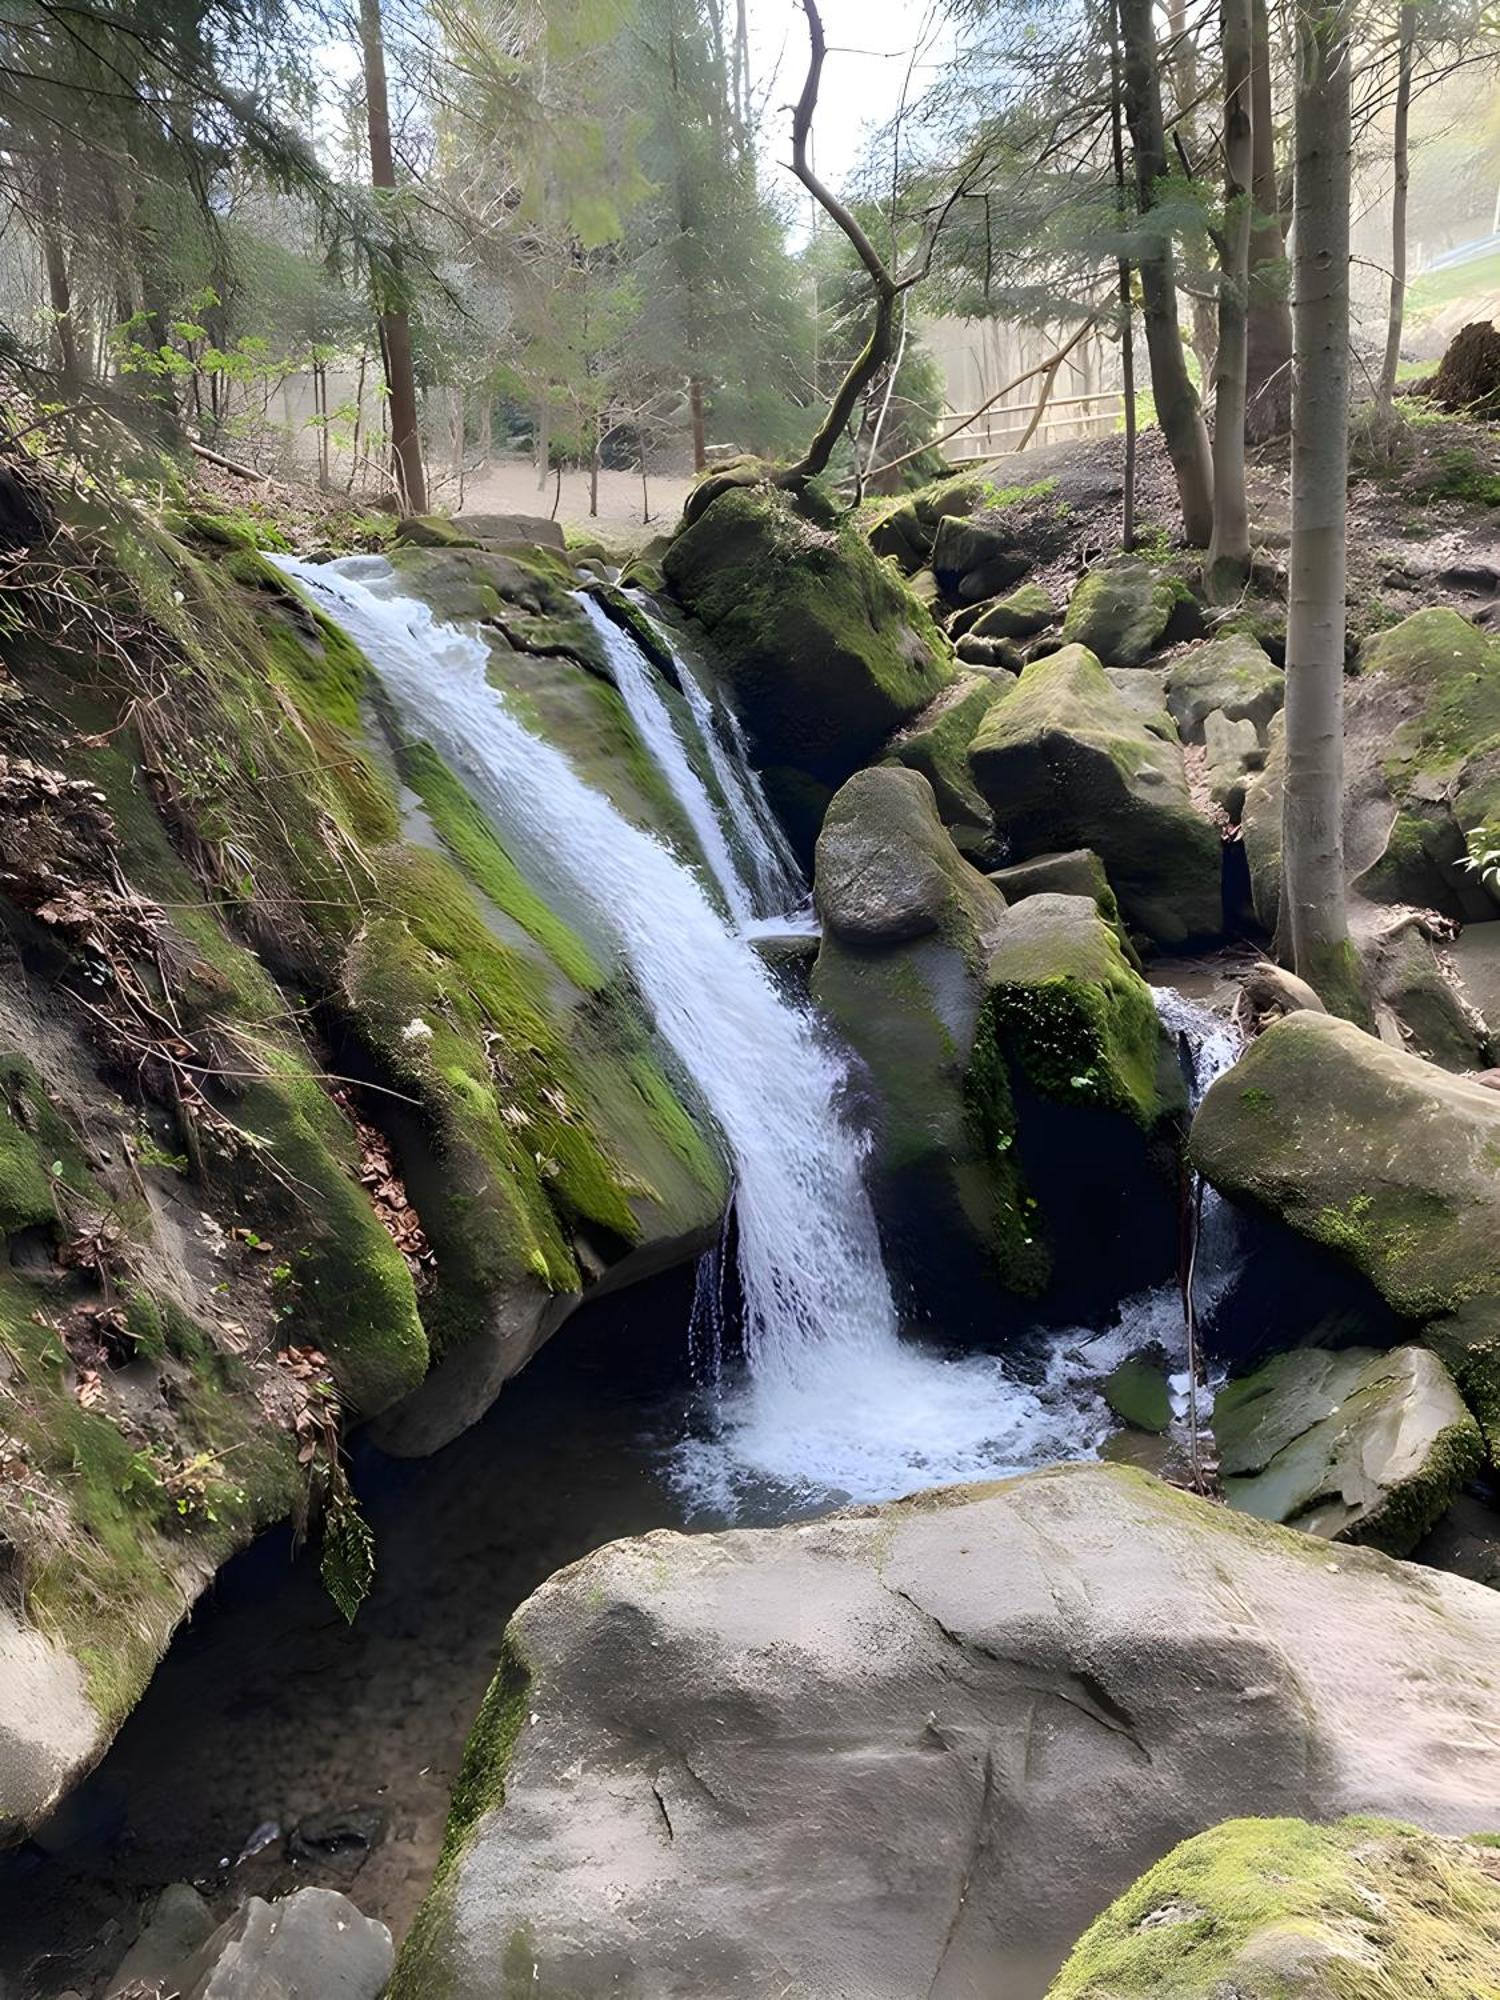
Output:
[{"left": 1048, "top": 1815, "right": 1500, "bottom": 1999}]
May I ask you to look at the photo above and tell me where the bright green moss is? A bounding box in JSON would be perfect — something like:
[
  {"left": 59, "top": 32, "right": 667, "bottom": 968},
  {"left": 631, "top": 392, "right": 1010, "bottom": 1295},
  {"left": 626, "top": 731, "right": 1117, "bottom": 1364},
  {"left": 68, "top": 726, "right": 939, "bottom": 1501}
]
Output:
[
  {"left": 0, "top": 1062, "right": 67, "bottom": 1234},
  {"left": 1048, "top": 1815, "right": 1500, "bottom": 1999},
  {"left": 0, "top": 1270, "right": 297, "bottom": 1723},
  {"left": 399, "top": 740, "right": 604, "bottom": 991}
]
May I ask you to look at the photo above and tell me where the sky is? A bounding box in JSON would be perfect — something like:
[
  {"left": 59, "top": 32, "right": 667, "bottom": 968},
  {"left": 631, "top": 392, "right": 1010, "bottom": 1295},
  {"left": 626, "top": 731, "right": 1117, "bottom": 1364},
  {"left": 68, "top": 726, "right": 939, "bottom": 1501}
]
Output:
[{"left": 745, "top": 0, "right": 953, "bottom": 203}]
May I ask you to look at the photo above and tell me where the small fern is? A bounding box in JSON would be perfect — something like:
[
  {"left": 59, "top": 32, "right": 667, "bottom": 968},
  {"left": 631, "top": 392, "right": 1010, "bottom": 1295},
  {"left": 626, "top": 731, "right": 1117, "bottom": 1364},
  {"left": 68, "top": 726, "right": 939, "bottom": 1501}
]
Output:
[{"left": 320, "top": 1483, "right": 375, "bottom": 1623}]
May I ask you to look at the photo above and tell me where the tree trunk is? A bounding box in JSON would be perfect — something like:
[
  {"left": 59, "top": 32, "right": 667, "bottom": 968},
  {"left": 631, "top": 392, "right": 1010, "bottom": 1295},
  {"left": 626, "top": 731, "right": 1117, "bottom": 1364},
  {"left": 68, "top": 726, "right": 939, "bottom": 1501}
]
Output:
[
  {"left": 1207, "top": 0, "right": 1254, "bottom": 596},
  {"left": 1245, "top": 0, "right": 1293, "bottom": 438},
  {"left": 1282, "top": 0, "right": 1362, "bottom": 1017},
  {"left": 40, "top": 224, "right": 80, "bottom": 385},
  {"left": 1111, "top": 0, "right": 1137, "bottom": 552},
  {"left": 590, "top": 414, "right": 601, "bottom": 518},
  {"left": 1377, "top": 1, "right": 1416, "bottom": 407},
  {"left": 535, "top": 396, "right": 550, "bottom": 492},
  {"left": 689, "top": 376, "right": 707, "bottom": 472},
  {"left": 1119, "top": 0, "right": 1214, "bottom": 544},
  {"left": 359, "top": 0, "right": 427, "bottom": 516}
]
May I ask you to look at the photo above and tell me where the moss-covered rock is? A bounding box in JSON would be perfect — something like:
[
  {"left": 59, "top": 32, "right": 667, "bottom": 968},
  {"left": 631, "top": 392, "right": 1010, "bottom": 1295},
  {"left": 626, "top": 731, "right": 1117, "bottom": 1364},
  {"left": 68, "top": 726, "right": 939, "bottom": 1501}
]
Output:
[
  {"left": 1048, "top": 1815, "right": 1500, "bottom": 1999},
  {"left": 1061, "top": 561, "right": 1185, "bottom": 666},
  {"left": 968, "top": 644, "right": 1223, "bottom": 945},
  {"left": 969, "top": 894, "right": 1187, "bottom": 1307},
  {"left": 1216, "top": 1344, "right": 1483, "bottom": 1553},
  {"left": 1244, "top": 609, "right": 1500, "bottom": 932},
  {"left": 661, "top": 483, "right": 952, "bottom": 786},
  {"left": 812, "top": 770, "right": 1019, "bottom": 1315},
  {"left": 979, "top": 893, "right": 1186, "bottom": 1129},
  {"left": 0, "top": 477, "right": 725, "bottom": 1824},
  {"left": 987, "top": 847, "right": 1137, "bottom": 961},
  {"left": 964, "top": 579, "right": 1057, "bottom": 643},
  {"left": 1104, "top": 1352, "right": 1174, "bottom": 1432},
  {"left": 885, "top": 674, "right": 1004, "bottom": 836},
  {"left": 1191, "top": 1011, "right": 1500, "bottom": 1447},
  {"left": 1165, "top": 631, "right": 1285, "bottom": 742},
  {"left": 930, "top": 513, "right": 1029, "bottom": 602}
]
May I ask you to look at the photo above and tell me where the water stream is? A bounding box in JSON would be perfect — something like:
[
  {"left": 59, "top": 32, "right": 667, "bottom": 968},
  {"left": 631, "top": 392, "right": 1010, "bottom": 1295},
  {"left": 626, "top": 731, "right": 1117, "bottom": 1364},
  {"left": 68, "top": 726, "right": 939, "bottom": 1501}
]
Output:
[{"left": 276, "top": 555, "right": 1113, "bottom": 1508}]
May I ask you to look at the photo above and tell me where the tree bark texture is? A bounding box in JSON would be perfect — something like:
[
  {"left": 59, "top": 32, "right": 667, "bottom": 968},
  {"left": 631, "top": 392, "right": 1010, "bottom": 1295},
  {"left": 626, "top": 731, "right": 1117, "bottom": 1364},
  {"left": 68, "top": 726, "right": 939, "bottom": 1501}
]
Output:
[
  {"left": 1207, "top": 0, "right": 1254, "bottom": 593},
  {"left": 1282, "top": 0, "right": 1360, "bottom": 1015},
  {"left": 1377, "top": 2, "right": 1416, "bottom": 407},
  {"left": 1119, "top": 0, "right": 1214, "bottom": 544},
  {"left": 1245, "top": 0, "right": 1294, "bottom": 437},
  {"left": 360, "top": 0, "right": 427, "bottom": 516}
]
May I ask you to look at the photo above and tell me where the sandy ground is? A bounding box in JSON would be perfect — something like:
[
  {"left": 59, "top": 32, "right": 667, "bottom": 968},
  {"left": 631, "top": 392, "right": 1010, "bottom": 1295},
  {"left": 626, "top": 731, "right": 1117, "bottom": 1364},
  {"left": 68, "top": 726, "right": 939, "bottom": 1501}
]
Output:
[{"left": 445, "top": 454, "right": 696, "bottom": 546}]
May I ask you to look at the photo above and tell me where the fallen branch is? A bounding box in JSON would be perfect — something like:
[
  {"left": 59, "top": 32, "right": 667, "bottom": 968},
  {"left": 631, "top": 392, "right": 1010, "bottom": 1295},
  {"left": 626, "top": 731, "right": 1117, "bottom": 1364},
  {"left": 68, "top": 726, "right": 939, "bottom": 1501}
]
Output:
[{"left": 189, "top": 439, "right": 269, "bottom": 483}]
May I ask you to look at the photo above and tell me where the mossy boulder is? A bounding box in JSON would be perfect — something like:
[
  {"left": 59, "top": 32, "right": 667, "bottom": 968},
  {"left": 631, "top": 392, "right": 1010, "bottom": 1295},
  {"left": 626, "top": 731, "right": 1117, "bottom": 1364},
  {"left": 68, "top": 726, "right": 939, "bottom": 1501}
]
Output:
[
  {"left": 1165, "top": 632, "right": 1285, "bottom": 743},
  {"left": 930, "top": 513, "right": 1029, "bottom": 602},
  {"left": 885, "top": 674, "right": 1004, "bottom": 837},
  {"left": 0, "top": 483, "right": 726, "bottom": 1821},
  {"left": 987, "top": 847, "right": 1137, "bottom": 961},
  {"left": 1190, "top": 1011, "right": 1500, "bottom": 1447},
  {"left": 1048, "top": 1815, "right": 1500, "bottom": 2000},
  {"left": 1216, "top": 1345, "right": 1483, "bottom": 1554},
  {"left": 1244, "top": 609, "right": 1500, "bottom": 931},
  {"left": 969, "top": 894, "right": 1188, "bottom": 1307},
  {"left": 1061, "top": 561, "right": 1186, "bottom": 666},
  {"left": 812, "top": 770, "right": 1015, "bottom": 1318},
  {"left": 394, "top": 1463, "right": 1500, "bottom": 2000},
  {"left": 968, "top": 645, "right": 1223, "bottom": 945},
  {"left": 1105, "top": 1352, "right": 1174, "bottom": 1432},
  {"left": 965, "top": 579, "right": 1057, "bottom": 643},
  {"left": 661, "top": 484, "right": 952, "bottom": 786}
]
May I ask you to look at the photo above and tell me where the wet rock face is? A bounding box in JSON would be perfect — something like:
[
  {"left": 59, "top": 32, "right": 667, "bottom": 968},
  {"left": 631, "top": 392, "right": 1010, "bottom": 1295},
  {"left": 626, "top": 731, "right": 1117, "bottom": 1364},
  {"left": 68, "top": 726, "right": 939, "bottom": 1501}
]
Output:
[
  {"left": 1048, "top": 1815, "right": 1500, "bottom": 1999},
  {"left": 1215, "top": 1344, "right": 1483, "bottom": 1553},
  {"left": 392, "top": 1463, "right": 1500, "bottom": 2000}
]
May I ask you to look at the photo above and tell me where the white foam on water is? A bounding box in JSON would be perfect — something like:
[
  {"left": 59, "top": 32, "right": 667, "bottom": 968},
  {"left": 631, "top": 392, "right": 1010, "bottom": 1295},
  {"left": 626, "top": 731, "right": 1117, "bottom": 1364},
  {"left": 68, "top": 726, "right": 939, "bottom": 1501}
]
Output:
[{"left": 274, "top": 555, "right": 1234, "bottom": 1518}]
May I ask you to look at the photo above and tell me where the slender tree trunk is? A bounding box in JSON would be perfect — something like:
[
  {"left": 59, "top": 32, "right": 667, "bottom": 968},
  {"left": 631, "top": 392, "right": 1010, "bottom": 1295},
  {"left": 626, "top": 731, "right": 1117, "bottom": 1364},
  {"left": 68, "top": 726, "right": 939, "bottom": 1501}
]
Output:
[
  {"left": 359, "top": 0, "right": 427, "bottom": 516},
  {"left": 689, "top": 376, "right": 707, "bottom": 472},
  {"left": 40, "top": 224, "right": 80, "bottom": 384},
  {"left": 1208, "top": 0, "right": 1254, "bottom": 595},
  {"left": 535, "top": 396, "right": 550, "bottom": 492},
  {"left": 1282, "top": 0, "right": 1362, "bottom": 1017},
  {"left": 1119, "top": 0, "right": 1214, "bottom": 544},
  {"left": 1168, "top": 0, "right": 1221, "bottom": 391},
  {"left": 1377, "top": 1, "right": 1416, "bottom": 408},
  {"left": 1111, "top": 0, "right": 1137, "bottom": 552},
  {"left": 1245, "top": 0, "right": 1294, "bottom": 437},
  {"left": 590, "top": 413, "right": 601, "bottom": 518}
]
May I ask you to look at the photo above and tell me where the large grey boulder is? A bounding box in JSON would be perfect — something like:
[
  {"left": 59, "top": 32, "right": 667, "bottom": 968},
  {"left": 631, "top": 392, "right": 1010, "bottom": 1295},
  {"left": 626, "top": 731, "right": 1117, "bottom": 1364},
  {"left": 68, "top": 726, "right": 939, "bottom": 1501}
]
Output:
[
  {"left": 812, "top": 769, "right": 1012, "bottom": 1319},
  {"left": 1061, "top": 561, "right": 1187, "bottom": 665},
  {"left": 175, "top": 1887, "right": 392, "bottom": 2000},
  {"left": 1048, "top": 1815, "right": 1500, "bottom": 1999},
  {"left": 661, "top": 483, "right": 951, "bottom": 787},
  {"left": 1215, "top": 1344, "right": 1483, "bottom": 1553},
  {"left": 885, "top": 673, "right": 1005, "bottom": 841},
  {"left": 968, "top": 645, "right": 1222, "bottom": 944},
  {"left": 392, "top": 1462, "right": 1500, "bottom": 2000},
  {"left": 1190, "top": 1011, "right": 1500, "bottom": 1446},
  {"left": 1164, "top": 632, "right": 1285, "bottom": 741}
]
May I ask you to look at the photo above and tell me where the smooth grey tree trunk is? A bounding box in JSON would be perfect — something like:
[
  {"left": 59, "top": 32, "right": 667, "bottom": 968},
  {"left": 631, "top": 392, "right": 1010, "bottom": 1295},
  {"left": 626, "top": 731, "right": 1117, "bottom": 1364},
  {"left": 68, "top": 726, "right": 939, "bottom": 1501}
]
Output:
[
  {"left": 1245, "top": 0, "right": 1294, "bottom": 438},
  {"left": 1377, "top": 2, "right": 1416, "bottom": 407},
  {"left": 1207, "top": 0, "right": 1254, "bottom": 595},
  {"left": 1282, "top": 0, "right": 1362, "bottom": 1017},
  {"left": 360, "top": 0, "right": 426, "bottom": 515},
  {"left": 1119, "top": 0, "right": 1214, "bottom": 545}
]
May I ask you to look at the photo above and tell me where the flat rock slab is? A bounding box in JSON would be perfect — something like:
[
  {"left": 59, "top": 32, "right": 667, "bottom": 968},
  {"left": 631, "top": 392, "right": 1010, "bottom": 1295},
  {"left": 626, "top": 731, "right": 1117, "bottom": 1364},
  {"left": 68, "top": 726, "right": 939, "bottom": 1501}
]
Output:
[{"left": 393, "top": 1462, "right": 1500, "bottom": 2000}]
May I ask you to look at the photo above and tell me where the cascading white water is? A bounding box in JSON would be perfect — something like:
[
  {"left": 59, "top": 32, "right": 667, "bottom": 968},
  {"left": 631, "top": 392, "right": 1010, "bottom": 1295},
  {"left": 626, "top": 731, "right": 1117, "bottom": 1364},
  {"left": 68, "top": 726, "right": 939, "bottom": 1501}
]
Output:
[
  {"left": 613, "top": 594, "right": 806, "bottom": 920},
  {"left": 277, "top": 553, "right": 1117, "bottom": 1506},
  {"left": 573, "top": 593, "right": 760, "bottom": 928}
]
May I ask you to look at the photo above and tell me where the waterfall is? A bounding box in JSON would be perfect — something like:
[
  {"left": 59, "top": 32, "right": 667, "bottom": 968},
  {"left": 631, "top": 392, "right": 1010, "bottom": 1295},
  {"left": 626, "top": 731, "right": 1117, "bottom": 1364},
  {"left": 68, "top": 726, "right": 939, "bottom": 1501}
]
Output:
[
  {"left": 614, "top": 595, "right": 806, "bottom": 920},
  {"left": 573, "top": 593, "right": 761, "bottom": 928},
  {"left": 274, "top": 555, "right": 1112, "bottom": 1508}
]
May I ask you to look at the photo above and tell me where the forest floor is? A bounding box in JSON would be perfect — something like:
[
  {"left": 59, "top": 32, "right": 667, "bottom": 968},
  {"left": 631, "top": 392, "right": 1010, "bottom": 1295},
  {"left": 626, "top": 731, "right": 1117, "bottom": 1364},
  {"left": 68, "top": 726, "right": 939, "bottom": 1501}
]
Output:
[{"left": 452, "top": 453, "right": 695, "bottom": 543}]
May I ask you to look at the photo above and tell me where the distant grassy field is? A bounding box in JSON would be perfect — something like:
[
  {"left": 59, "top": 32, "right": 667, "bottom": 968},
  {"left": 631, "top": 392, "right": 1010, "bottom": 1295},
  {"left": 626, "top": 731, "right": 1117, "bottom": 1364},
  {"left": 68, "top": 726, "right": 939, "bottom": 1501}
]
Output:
[{"left": 1409, "top": 247, "right": 1500, "bottom": 317}]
